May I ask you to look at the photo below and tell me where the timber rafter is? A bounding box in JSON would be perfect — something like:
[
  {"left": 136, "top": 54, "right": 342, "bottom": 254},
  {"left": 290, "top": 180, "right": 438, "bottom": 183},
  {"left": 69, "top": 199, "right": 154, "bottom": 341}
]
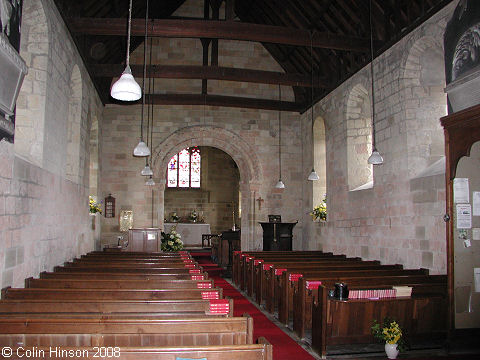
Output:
[
  {"left": 90, "top": 64, "right": 330, "bottom": 88},
  {"left": 69, "top": 18, "right": 372, "bottom": 52},
  {"left": 112, "top": 93, "right": 303, "bottom": 112}
]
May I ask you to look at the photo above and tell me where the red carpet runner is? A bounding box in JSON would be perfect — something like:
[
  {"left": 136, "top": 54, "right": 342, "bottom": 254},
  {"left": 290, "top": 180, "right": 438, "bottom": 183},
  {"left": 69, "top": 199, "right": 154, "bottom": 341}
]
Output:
[{"left": 193, "top": 252, "right": 315, "bottom": 360}]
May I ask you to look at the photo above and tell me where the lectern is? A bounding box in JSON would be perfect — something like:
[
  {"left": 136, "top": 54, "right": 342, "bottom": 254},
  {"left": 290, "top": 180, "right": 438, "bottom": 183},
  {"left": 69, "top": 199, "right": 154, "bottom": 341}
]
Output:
[
  {"left": 259, "top": 222, "right": 296, "bottom": 251},
  {"left": 127, "top": 228, "right": 161, "bottom": 252}
]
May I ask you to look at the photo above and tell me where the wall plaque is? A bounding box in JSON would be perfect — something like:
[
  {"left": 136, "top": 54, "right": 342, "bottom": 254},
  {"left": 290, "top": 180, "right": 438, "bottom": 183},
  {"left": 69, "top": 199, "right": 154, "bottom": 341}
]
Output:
[{"left": 104, "top": 194, "right": 115, "bottom": 218}]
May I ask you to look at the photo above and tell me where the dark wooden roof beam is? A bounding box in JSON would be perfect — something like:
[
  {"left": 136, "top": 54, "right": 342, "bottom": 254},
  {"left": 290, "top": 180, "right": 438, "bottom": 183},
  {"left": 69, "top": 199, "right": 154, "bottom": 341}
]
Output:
[
  {"left": 136, "top": 93, "right": 302, "bottom": 112},
  {"left": 90, "top": 64, "right": 330, "bottom": 88},
  {"left": 69, "top": 18, "right": 371, "bottom": 52}
]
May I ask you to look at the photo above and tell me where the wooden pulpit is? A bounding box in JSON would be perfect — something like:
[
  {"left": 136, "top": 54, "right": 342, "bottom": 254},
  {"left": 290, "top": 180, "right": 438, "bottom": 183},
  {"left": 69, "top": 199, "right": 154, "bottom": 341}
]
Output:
[{"left": 259, "top": 222, "right": 297, "bottom": 251}]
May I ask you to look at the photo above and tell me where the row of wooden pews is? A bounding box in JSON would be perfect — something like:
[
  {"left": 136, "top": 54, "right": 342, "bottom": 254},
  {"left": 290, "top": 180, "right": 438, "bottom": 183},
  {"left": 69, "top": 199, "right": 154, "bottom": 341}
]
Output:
[
  {"left": 0, "top": 250, "right": 272, "bottom": 360},
  {"left": 233, "top": 250, "right": 447, "bottom": 358}
]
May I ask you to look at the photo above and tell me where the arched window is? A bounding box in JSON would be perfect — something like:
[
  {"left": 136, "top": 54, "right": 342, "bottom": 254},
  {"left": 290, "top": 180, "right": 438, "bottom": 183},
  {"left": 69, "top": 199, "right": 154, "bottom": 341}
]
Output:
[
  {"left": 346, "top": 84, "right": 373, "bottom": 191},
  {"left": 167, "top": 147, "right": 201, "bottom": 188}
]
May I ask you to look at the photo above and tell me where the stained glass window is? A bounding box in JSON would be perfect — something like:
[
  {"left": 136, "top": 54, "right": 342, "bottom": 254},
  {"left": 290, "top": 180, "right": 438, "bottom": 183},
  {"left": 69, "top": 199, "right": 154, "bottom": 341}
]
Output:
[
  {"left": 190, "top": 147, "right": 201, "bottom": 188},
  {"left": 167, "top": 147, "right": 201, "bottom": 188},
  {"left": 178, "top": 149, "right": 190, "bottom": 188},
  {"left": 167, "top": 154, "right": 178, "bottom": 187}
]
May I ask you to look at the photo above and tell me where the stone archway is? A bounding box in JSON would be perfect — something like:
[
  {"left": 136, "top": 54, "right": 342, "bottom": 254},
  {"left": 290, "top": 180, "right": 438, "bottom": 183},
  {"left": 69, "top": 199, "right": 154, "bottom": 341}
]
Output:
[{"left": 151, "top": 125, "right": 263, "bottom": 250}]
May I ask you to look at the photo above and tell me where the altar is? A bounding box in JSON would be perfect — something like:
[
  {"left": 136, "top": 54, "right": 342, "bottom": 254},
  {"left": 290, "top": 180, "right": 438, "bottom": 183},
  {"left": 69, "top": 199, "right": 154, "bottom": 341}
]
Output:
[{"left": 163, "top": 223, "right": 211, "bottom": 247}]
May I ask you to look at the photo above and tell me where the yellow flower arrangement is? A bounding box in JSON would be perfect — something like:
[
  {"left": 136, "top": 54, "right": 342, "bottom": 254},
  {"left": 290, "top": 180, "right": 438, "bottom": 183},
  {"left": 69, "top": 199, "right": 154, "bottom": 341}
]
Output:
[
  {"left": 371, "top": 318, "right": 406, "bottom": 351},
  {"left": 310, "top": 197, "right": 327, "bottom": 221},
  {"left": 89, "top": 196, "right": 102, "bottom": 214}
]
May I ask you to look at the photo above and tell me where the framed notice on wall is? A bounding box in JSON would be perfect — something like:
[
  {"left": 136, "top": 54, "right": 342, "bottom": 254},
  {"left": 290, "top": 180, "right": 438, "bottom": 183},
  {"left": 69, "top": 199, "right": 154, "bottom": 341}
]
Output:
[{"left": 104, "top": 194, "right": 115, "bottom": 218}]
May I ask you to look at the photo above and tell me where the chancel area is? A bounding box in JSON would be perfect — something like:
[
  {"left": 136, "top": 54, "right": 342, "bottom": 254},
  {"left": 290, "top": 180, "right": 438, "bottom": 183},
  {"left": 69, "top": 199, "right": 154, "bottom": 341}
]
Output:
[{"left": 0, "top": 0, "right": 480, "bottom": 358}]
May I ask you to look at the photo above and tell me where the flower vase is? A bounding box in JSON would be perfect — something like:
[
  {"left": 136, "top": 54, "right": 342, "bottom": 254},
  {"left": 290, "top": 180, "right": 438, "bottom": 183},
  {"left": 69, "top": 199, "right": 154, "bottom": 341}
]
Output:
[{"left": 385, "top": 343, "right": 399, "bottom": 359}]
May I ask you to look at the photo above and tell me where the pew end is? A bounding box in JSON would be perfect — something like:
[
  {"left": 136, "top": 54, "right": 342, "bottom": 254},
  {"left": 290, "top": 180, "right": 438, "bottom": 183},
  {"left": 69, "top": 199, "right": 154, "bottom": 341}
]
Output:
[
  {"left": 242, "top": 313, "right": 254, "bottom": 344},
  {"left": 1, "top": 286, "right": 11, "bottom": 300},
  {"left": 24, "top": 277, "right": 33, "bottom": 288},
  {"left": 257, "top": 337, "right": 273, "bottom": 359}
]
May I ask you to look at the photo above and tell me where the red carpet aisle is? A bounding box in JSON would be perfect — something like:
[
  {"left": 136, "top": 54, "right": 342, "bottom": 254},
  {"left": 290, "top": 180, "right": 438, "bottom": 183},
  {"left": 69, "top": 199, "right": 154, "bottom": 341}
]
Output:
[{"left": 192, "top": 252, "right": 315, "bottom": 360}]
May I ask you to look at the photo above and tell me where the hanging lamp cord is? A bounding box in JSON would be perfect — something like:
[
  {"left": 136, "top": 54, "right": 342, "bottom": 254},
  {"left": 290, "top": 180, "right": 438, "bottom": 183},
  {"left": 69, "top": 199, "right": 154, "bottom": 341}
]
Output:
[
  {"left": 126, "top": 0, "right": 133, "bottom": 68},
  {"left": 369, "top": 0, "right": 376, "bottom": 150},
  {"left": 145, "top": 36, "right": 153, "bottom": 165},
  {"left": 140, "top": 0, "right": 149, "bottom": 142},
  {"left": 278, "top": 84, "right": 282, "bottom": 180},
  {"left": 151, "top": 64, "right": 156, "bottom": 166},
  {"left": 310, "top": 30, "right": 315, "bottom": 135}
]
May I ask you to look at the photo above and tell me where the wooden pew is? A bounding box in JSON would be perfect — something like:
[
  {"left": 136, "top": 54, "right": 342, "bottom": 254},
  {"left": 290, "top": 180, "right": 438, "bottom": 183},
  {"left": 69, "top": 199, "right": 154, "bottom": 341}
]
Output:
[
  {"left": 263, "top": 263, "right": 403, "bottom": 316},
  {"left": 0, "top": 298, "right": 233, "bottom": 317},
  {"left": 293, "top": 274, "right": 447, "bottom": 339},
  {"left": 82, "top": 252, "right": 185, "bottom": 257},
  {"left": 39, "top": 271, "right": 208, "bottom": 280},
  {"left": 6, "top": 341, "right": 273, "bottom": 360},
  {"left": 245, "top": 255, "right": 356, "bottom": 296},
  {"left": 0, "top": 316, "right": 254, "bottom": 347},
  {"left": 237, "top": 252, "right": 337, "bottom": 290},
  {"left": 255, "top": 258, "right": 390, "bottom": 306},
  {"left": 25, "top": 278, "right": 214, "bottom": 290},
  {"left": 73, "top": 258, "right": 190, "bottom": 263},
  {"left": 272, "top": 268, "right": 428, "bottom": 324},
  {"left": 0, "top": 251, "right": 267, "bottom": 359},
  {"left": 232, "top": 251, "right": 328, "bottom": 286},
  {"left": 63, "top": 261, "right": 198, "bottom": 268},
  {"left": 89, "top": 250, "right": 187, "bottom": 256},
  {"left": 311, "top": 284, "right": 447, "bottom": 358},
  {"left": 2, "top": 287, "right": 223, "bottom": 301},
  {"left": 52, "top": 266, "right": 202, "bottom": 274}
]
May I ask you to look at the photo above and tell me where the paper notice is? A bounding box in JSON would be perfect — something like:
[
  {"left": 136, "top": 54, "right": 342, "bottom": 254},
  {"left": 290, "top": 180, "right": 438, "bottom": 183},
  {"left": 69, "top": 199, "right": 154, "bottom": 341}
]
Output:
[
  {"left": 473, "top": 192, "right": 480, "bottom": 216},
  {"left": 475, "top": 269, "right": 480, "bottom": 293},
  {"left": 457, "top": 204, "right": 472, "bottom": 229},
  {"left": 473, "top": 228, "right": 480, "bottom": 241},
  {"left": 454, "top": 178, "right": 469, "bottom": 203}
]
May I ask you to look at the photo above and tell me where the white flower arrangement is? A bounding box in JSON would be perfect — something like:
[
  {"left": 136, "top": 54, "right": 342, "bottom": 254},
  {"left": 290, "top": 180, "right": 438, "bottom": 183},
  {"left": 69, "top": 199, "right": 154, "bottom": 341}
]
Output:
[{"left": 161, "top": 227, "right": 184, "bottom": 252}]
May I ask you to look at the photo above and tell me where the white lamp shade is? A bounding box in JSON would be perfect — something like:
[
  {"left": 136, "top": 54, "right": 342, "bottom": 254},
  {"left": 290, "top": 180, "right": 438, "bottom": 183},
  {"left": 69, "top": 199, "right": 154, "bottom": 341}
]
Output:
[
  {"left": 275, "top": 179, "right": 285, "bottom": 189},
  {"left": 111, "top": 66, "right": 141, "bottom": 101},
  {"left": 308, "top": 169, "right": 320, "bottom": 181},
  {"left": 141, "top": 165, "right": 153, "bottom": 176},
  {"left": 145, "top": 177, "right": 155, "bottom": 186},
  {"left": 133, "top": 141, "right": 151, "bottom": 157},
  {"left": 368, "top": 149, "right": 384, "bottom": 165}
]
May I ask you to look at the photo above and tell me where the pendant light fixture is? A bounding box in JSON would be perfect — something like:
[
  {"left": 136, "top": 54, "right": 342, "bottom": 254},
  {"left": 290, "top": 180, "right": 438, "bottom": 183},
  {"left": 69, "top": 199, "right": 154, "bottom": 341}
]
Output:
[
  {"left": 308, "top": 31, "right": 320, "bottom": 181},
  {"left": 367, "top": 0, "right": 384, "bottom": 165},
  {"left": 110, "top": 0, "right": 141, "bottom": 101},
  {"left": 275, "top": 85, "right": 285, "bottom": 189},
  {"left": 141, "top": 164, "right": 153, "bottom": 176},
  {"left": 142, "top": 36, "right": 154, "bottom": 176},
  {"left": 133, "top": 0, "right": 151, "bottom": 157},
  {"left": 145, "top": 176, "right": 155, "bottom": 186}
]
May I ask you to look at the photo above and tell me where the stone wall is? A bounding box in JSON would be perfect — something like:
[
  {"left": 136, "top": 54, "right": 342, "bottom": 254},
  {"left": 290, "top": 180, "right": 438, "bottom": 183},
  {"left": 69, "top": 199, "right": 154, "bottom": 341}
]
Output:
[
  {"left": 164, "top": 147, "right": 240, "bottom": 234},
  {"left": 0, "top": 0, "right": 103, "bottom": 288},
  {"left": 100, "top": 105, "right": 301, "bottom": 250},
  {"left": 302, "top": 1, "right": 459, "bottom": 274}
]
